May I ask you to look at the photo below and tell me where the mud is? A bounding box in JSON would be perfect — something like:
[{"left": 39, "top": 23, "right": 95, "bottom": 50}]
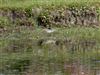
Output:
[{"left": 0, "top": 6, "right": 99, "bottom": 28}]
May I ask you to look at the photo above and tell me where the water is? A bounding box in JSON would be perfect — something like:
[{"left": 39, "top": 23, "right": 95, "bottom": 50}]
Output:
[{"left": 0, "top": 73, "right": 4, "bottom": 75}]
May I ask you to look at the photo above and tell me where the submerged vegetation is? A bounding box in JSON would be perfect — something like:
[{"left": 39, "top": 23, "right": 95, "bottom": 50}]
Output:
[
  {"left": 0, "top": 0, "right": 100, "bottom": 75},
  {"left": 0, "top": 27, "right": 100, "bottom": 75}
]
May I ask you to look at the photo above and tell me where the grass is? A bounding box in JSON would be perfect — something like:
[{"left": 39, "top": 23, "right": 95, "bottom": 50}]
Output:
[
  {"left": 0, "top": 0, "right": 100, "bottom": 8},
  {"left": 0, "top": 27, "right": 100, "bottom": 74},
  {"left": 0, "top": 0, "right": 100, "bottom": 75}
]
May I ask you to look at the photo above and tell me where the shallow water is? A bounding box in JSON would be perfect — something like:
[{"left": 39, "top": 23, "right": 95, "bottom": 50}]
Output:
[{"left": 0, "top": 73, "right": 4, "bottom": 75}]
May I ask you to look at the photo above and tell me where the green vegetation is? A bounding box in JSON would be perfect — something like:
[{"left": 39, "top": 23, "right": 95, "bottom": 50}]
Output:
[
  {"left": 0, "top": 0, "right": 100, "bottom": 75},
  {"left": 0, "top": 0, "right": 100, "bottom": 8},
  {"left": 0, "top": 27, "right": 100, "bottom": 75}
]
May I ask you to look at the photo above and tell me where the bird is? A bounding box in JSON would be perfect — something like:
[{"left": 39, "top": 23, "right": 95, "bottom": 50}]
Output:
[{"left": 44, "top": 27, "right": 56, "bottom": 33}]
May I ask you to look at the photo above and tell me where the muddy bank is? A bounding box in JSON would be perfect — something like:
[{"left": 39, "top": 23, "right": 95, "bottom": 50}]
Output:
[
  {"left": 38, "top": 6, "right": 100, "bottom": 28},
  {"left": 0, "top": 6, "right": 100, "bottom": 28}
]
